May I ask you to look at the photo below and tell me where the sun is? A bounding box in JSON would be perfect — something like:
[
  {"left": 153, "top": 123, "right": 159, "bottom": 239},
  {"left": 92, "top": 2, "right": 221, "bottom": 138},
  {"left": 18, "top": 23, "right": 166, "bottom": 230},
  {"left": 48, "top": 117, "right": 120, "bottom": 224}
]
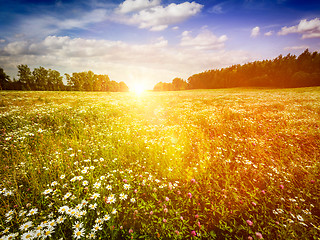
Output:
[{"left": 131, "top": 83, "right": 147, "bottom": 95}]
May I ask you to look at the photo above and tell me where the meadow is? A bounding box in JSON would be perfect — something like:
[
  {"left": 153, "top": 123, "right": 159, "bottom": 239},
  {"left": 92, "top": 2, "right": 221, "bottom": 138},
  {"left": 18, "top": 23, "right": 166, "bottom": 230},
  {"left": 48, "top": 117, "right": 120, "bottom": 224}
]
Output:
[{"left": 0, "top": 88, "right": 319, "bottom": 239}]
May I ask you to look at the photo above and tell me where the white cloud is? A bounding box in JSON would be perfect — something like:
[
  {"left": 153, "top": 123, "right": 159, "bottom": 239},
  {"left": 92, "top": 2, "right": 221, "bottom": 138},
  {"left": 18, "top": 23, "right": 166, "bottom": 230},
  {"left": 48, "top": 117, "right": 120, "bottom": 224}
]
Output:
[
  {"left": 0, "top": 35, "right": 251, "bottom": 90},
  {"left": 180, "top": 30, "right": 228, "bottom": 50},
  {"left": 278, "top": 18, "right": 320, "bottom": 39},
  {"left": 264, "top": 30, "right": 273, "bottom": 36},
  {"left": 116, "top": 1, "right": 203, "bottom": 31},
  {"left": 117, "top": 0, "right": 161, "bottom": 13},
  {"left": 250, "top": 26, "right": 260, "bottom": 38},
  {"left": 284, "top": 45, "right": 309, "bottom": 51}
]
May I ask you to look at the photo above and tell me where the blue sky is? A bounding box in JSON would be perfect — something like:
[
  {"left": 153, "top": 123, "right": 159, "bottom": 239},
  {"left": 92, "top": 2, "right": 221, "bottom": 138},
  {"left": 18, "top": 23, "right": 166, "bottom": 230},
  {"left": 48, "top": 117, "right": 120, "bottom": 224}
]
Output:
[{"left": 0, "top": 0, "right": 320, "bottom": 89}]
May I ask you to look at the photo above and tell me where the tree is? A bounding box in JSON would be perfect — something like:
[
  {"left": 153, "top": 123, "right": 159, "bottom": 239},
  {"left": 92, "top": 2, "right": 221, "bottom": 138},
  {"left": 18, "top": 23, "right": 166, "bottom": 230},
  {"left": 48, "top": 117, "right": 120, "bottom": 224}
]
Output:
[
  {"left": 0, "top": 67, "right": 10, "bottom": 90},
  {"left": 33, "top": 66, "right": 48, "bottom": 90},
  {"left": 172, "top": 78, "right": 188, "bottom": 90},
  {"left": 17, "top": 64, "right": 33, "bottom": 90},
  {"left": 48, "top": 69, "right": 63, "bottom": 91},
  {"left": 119, "top": 81, "right": 129, "bottom": 92}
]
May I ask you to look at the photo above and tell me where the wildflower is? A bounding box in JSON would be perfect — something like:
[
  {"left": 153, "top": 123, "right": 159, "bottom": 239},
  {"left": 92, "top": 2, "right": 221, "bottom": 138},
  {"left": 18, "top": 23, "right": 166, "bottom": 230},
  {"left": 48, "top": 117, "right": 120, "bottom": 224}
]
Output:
[
  {"left": 63, "top": 192, "right": 72, "bottom": 200},
  {"left": 130, "top": 198, "right": 136, "bottom": 203},
  {"left": 129, "top": 229, "right": 133, "bottom": 234},
  {"left": 88, "top": 232, "right": 96, "bottom": 239},
  {"left": 43, "top": 189, "right": 53, "bottom": 195},
  {"left": 164, "top": 208, "right": 168, "bottom": 213},
  {"left": 43, "top": 227, "right": 55, "bottom": 238},
  {"left": 58, "top": 206, "right": 69, "bottom": 214},
  {"left": 191, "top": 231, "right": 197, "bottom": 237},
  {"left": 150, "top": 211, "right": 153, "bottom": 215},
  {"left": 111, "top": 208, "right": 117, "bottom": 214},
  {"left": 252, "top": 202, "right": 257, "bottom": 206},
  {"left": 106, "top": 185, "right": 112, "bottom": 190},
  {"left": 123, "top": 179, "right": 128, "bottom": 183},
  {"left": 56, "top": 216, "right": 65, "bottom": 224},
  {"left": 297, "top": 215, "right": 304, "bottom": 221},
  {"left": 188, "top": 192, "right": 192, "bottom": 198},
  {"left": 246, "top": 220, "right": 253, "bottom": 226},
  {"left": 163, "top": 218, "right": 167, "bottom": 223},
  {"left": 191, "top": 179, "right": 196, "bottom": 183},
  {"left": 73, "top": 221, "right": 83, "bottom": 230},
  {"left": 21, "top": 230, "right": 35, "bottom": 240},
  {"left": 279, "top": 184, "right": 284, "bottom": 189},
  {"left": 89, "top": 203, "right": 97, "bottom": 210},
  {"left": 195, "top": 214, "right": 199, "bottom": 219},
  {"left": 20, "top": 221, "right": 33, "bottom": 231},
  {"left": 119, "top": 193, "right": 128, "bottom": 200},
  {"left": 93, "top": 182, "right": 101, "bottom": 189},
  {"left": 95, "top": 218, "right": 103, "bottom": 224},
  {"left": 123, "top": 184, "right": 130, "bottom": 190},
  {"left": 92, "top": 223, "right": 102, "bottom": 232},
  {"left": 103, "top": 214, "right": 111, "bottom": 221},
  {"left": 74, "top": 228, "right": 85, "bottom": 239},
  {"left": 255, "top": 232, "right": 263, "bottom": 239},
  {"left": 175, "top": 230, "right": 179, "bottom": 235},
  {"left": 2, "top": 227, "right": 10, "bottom": 234},
  {"left": 91, "top": 193, "right": 100, "bottom": 200},
  {"left": 27, "top": 208, "right": 38, "bottom": 216},
  {"left": 82, "top": 181, "right": 88, "bottom": 186}
]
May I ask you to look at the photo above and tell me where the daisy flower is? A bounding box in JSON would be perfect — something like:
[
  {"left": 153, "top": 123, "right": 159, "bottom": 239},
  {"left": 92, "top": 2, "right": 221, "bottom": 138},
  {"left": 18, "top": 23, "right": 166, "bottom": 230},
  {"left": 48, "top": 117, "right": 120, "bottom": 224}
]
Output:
[
  {"left": 111, "top": 208, "right": 117, "bottom": 215},
  {"left": 123, "top": 184, "right": 130, "bottom": 190},
  {"left": 20, "top": 221, "right": 33, "bottom": 231},
  {"left": 73, "top": 228, "right": 85, "bottom": 239},
  {"left": 21, "top": 231, "right": 35, "bottom": 240},
  {"left": 73, "top": 221, "right": 83, "bottom": 230},
  {"left": 58, "top": 206, "right": 69, "bottom": 214},
  {"left": 91, "top": 193, "right": 100, "bottom": 200},
  {"left": 103, "top": 214, "right": 111, "bottom": 221},
  {"left": 119, "top": 193, "right": 128, "bottom": 200},
  {"left": 92, "top": 223, "right": 102, "bottom": 232},
  {"left": 27, "top": 208, "right": 38, "bottom": 216}
]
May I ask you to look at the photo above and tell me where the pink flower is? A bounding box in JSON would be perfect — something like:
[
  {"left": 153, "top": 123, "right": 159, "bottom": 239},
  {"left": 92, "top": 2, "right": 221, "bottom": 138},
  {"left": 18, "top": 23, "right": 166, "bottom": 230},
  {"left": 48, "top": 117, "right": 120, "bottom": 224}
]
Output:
[
  {"left": 261, "top": 190, "right": 266, "bottom": 194},
  {"left": 163, "top": 218, "right": 167, "bottom": 223},
  {"left": 195, "top": 214, "right": 199, "bottom": 219},
  {"left": 150, "top": 211, "right": 153, "bottom": 215},
  {"left": 252, "top": 202, "right": 257, "bottom": 206},
  {"left": 134, "top": 189, "right": 138, "bottom": 193},
  {"left": 279, "top": 184, "right": 284, "bottom": 189},
  {"left": 180, "top": 216, "right": 183, "bottom": 220},
  {"left": 165, "top": 197, "right": 170, "bottom": 202},
  {"left": 129, "top": 229, "right": 133, "bottom": 234},
  {"left": 255, "top": 232, "right": 263, "bottom": 239},
  {"left": 197, "top": 221, "right": 201, "bottom": 228},
  {"left": 191, "top": 231, "right": 197, "bottom": 237},
  {"left": 188, "top": 192, "right": 192, "bottom": 199},
  {"left": 164, "top": 208, "right": 168, "bottom": 213},
  {"left": 246, "top": 220, "right": 253, "bottom": 226},
  {"left": 123, "top": 179, "right": 127, "bottom": 183},
  {"left": 191, "top": 179, "right": 196, "bottom": 183},
  {"left": 310, "top": 180, "right": 315, "bottom": 183},
  {"left": 175, "top": 230, "right": 180, "bottom": 235},
  {"left": 248, "top": 236, "right": 253, "bottom": 240}
]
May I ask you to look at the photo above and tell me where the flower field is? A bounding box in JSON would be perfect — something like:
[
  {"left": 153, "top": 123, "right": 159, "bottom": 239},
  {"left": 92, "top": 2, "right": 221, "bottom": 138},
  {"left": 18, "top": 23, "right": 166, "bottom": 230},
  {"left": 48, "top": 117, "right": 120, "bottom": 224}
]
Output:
[{"left": 0, "top": 88, "right": 320, "bottom": 239}]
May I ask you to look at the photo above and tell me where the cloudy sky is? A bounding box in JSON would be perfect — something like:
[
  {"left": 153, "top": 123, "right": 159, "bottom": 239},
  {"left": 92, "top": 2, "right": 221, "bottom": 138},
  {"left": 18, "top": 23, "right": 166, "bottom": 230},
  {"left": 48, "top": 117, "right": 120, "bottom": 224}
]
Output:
[{"left": 0, "top": 0, "right": 320, "bottom": 89}]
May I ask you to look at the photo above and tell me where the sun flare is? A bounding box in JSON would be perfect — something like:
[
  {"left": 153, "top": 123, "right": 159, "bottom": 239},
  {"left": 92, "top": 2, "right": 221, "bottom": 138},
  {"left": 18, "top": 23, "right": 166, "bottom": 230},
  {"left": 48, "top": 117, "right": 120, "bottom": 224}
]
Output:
[{"left": 131, "top": 83, "right": 147, "bottom": 95}]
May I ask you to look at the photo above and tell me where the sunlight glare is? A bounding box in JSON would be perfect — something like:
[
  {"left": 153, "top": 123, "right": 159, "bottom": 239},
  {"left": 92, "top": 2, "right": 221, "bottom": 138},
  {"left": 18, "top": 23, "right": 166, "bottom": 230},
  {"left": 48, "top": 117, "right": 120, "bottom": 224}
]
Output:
[{"left": 131, "top": 83, "right": 147, "bottom": 95}]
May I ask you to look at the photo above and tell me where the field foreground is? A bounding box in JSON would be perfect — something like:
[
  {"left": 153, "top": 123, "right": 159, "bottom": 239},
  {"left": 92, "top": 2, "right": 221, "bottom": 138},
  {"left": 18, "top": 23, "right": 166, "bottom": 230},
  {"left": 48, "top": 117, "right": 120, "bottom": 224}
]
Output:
[{"left": 0, "top": 88, "right": 320, "bottom": 239}]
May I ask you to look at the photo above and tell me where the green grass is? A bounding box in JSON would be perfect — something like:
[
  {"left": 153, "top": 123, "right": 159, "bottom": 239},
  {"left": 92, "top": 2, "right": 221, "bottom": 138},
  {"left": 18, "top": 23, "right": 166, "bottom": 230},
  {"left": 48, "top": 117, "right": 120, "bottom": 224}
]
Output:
[{"left": 0, "top": 88, "right": 320, "bottom": 239}]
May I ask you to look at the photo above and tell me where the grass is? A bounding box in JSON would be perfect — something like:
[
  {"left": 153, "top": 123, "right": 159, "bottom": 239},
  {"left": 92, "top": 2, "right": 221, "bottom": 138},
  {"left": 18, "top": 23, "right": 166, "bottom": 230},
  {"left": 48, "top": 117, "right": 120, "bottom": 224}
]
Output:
[{"left": 0, "top": 88, "right": 320, "bottom": 239}]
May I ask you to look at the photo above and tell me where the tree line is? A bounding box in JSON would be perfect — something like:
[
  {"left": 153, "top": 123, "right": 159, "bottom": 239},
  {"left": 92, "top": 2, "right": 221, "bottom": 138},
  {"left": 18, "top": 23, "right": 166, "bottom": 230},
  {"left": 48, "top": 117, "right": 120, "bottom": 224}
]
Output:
[
  {"left": 0, "top": 65, "right": 129, "bottom": 92},
  {"left": 154, "top": 49, "right": 320, "bottom": 91}
]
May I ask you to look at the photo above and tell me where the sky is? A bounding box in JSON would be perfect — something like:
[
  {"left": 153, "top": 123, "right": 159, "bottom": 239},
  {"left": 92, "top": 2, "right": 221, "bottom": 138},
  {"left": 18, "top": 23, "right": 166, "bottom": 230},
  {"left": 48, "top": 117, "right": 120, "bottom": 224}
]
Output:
[{"left": 0, "top": 0, "right": 320, "bottom": 90}]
